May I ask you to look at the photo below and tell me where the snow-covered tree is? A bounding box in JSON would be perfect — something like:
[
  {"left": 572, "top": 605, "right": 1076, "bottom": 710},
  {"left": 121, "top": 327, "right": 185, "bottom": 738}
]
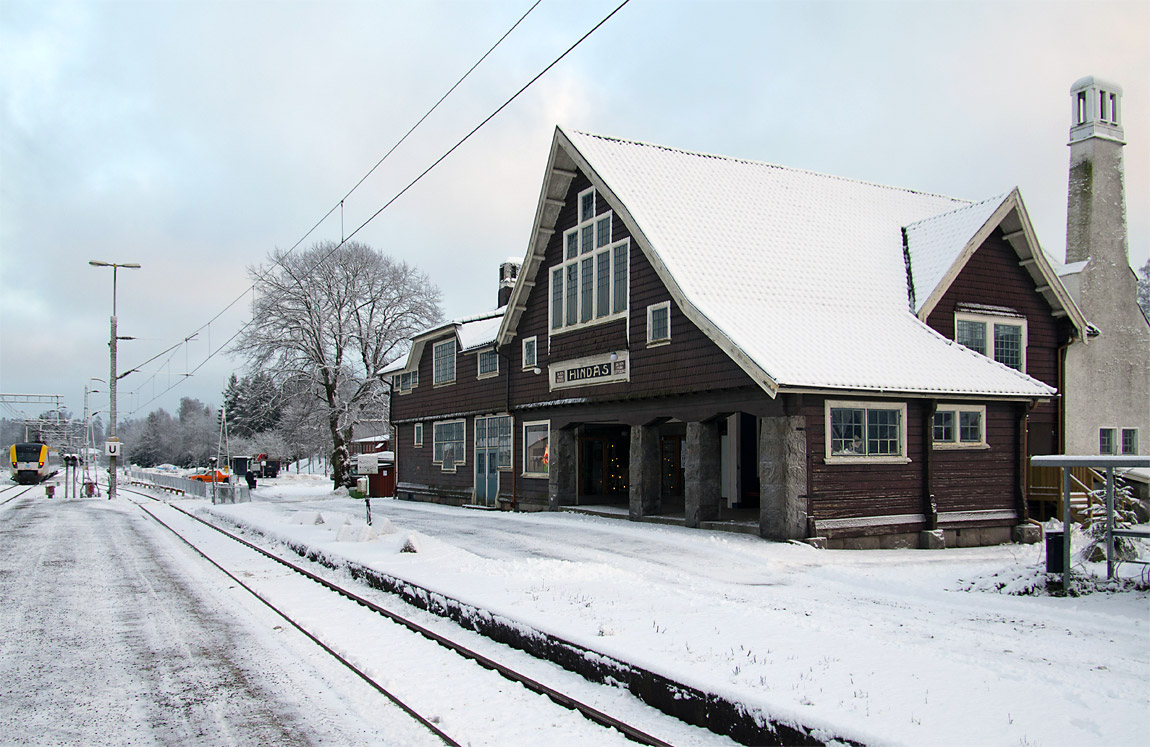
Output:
[
  {"left": 223, "top": 371, "right": 283, "bottom": 438},
  {"left": 234, "top": 241, "right": 441, "bottom": 487}
]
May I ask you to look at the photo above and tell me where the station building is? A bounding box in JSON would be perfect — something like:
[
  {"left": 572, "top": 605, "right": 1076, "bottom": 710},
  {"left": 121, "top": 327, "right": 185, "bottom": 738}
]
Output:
[{"left": 386, "top": 121, "right": 1101, "bottom": 549}]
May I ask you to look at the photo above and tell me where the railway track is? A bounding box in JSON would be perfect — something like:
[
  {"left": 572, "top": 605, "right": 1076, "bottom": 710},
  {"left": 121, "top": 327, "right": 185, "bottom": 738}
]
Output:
[
  {"left": 0, "top": 483, "right": 36, "bottom": 504},
  {"left": 118, "top": 485, "right": 684, "bottom": 747}
]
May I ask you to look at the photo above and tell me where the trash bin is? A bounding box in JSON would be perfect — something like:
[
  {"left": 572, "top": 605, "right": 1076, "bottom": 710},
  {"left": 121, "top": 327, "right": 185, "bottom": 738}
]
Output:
[
  {"left": 45, "top": 485, "right": 55, "bottom": 499},
  {"left": 84, "top": 481, "right": 95, "bottom": 497},
  {"left": 1045, "top": 529, "right": 1064, "bottom": 574}
]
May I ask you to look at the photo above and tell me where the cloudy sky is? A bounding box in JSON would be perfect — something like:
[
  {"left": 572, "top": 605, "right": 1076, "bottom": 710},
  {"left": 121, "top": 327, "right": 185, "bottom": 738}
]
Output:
[{"left": 1, "top": 0, "right": 1147, "bottom": 426}]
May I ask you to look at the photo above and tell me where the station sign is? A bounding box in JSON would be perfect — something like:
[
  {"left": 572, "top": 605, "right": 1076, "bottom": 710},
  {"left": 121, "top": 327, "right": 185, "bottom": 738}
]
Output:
[
  {"left": 549, "top": 351, "right": 629, "bottom": 391},
  {"left": 105, "top": 440, "right": 121, "bottom": 457}
]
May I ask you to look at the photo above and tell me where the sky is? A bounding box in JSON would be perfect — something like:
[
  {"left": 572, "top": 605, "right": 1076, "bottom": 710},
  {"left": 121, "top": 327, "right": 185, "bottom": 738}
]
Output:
[{"left": 1, "top": 0, "right": 1147, "bottom": 426}]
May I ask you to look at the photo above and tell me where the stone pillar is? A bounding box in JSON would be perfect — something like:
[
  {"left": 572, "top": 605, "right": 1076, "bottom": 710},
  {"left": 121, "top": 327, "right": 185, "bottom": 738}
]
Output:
[
  {"left": 629, "top": 424, "right": 660, "bottom": 519},
  {"left": 759, "top": 415, "right": 807, "bottom": 540},
  {"left": 548, "top": 426, "right": 576, "bottom": 510},
  {"left": 685, "top": 421, "right": 722, "bottom": 528}
]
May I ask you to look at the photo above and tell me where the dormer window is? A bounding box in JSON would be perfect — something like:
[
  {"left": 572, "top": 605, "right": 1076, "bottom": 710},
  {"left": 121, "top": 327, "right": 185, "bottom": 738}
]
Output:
[
  {"left": 396, "top": 369, "right": 418, "bottom": 393},
  {"left": 955, "top": 310, "right": 1027, "bottom": 373},
  {"left": 433, "top": 340, "right": 456, "bottom": 385}
]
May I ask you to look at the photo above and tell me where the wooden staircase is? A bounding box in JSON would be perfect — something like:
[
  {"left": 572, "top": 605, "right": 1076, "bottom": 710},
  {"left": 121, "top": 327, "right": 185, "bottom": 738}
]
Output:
[{"left": 1029, "top": 465, "right": 1100, "bottom": 522}]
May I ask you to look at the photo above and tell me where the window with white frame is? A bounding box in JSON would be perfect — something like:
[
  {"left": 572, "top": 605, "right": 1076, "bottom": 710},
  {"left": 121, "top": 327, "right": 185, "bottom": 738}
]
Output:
[
  {"left": 433, "top": 420, "right": 465, "bottom": 470},
  {"left": 522, "top": 336, "right": 537, "bottom": 370},
  {"left": 1100, "top": 427, "right": 1117, "bottom": 455},
  {"left": 396, "top": 369, "right": 418, "bottom": 393},
  {"left": 413, "top": 422, "right": 423, "bottom": 447},
  {"left": 825, "top": 401, "right": 909, "bottom": 463},
  {"left": 550, "top": 188, "right": 628, "bottom": 333},
  {"left": 647, "top": 301, "right": 670, "bottom": 346},
  {"left": 954, "top": 311, "right": 1027, "bottom": 372},
  {"left": 477, "top": 349, "right": 499, "bottom": 379},
  {"left": 1121, "top": 428, "right": 1139, "bottom": 455},
  {"left": 433, "top": 340, "right": 456, "bottom": 385},
  {"left": 523, "top": 421, "right": 549, "bottom": 477},
  {"left": 932, "top": 404, "right": 987, "bottom": 449}
]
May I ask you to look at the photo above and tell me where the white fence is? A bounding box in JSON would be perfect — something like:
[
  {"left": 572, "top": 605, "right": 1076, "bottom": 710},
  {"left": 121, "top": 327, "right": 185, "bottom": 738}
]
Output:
[{"left": 128, "top": 468, "right": 250, "bottom": 504}]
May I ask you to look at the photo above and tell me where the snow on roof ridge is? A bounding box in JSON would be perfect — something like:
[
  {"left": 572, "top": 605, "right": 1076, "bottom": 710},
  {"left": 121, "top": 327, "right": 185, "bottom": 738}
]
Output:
[
  {"left": 569, "top": 128, "right": 971, "bottom": 205},
  {"left": 413, "top": 307, "right": 504, "bottom": 340},
  {"left": 903, "top": 191, "right": 1010, "bottom": 230}
]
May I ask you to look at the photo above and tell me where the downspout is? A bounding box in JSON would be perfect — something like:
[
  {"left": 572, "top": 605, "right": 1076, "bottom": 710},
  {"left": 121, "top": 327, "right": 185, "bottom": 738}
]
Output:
[
  {"left": 1018, "top": 399, "right": 1037, "bottom": 523},
  {"left": 1056, "top": 334, "right": 1075, "bottom": 454},
  {"left": 502, "top": 345, "right": 517, "bottom": 512},
  {"left": 925, "top": 400, "right": 938, "bottom": 530}
]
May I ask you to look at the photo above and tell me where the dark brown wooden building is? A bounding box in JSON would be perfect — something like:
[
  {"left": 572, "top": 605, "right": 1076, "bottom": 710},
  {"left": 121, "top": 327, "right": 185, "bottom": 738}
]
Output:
[{"left": 387, "top": 127, "right": 1088, "bottom": 549}]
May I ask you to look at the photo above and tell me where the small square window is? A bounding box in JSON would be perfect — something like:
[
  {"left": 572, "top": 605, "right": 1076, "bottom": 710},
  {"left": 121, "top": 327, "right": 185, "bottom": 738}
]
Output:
[
  {"left": 647, "top": 302, "right": 670, "bottom": 345},
  {"left": 1121, "top": 428, "right": 1138, "bottom": 455},
  {"left": 959, "top": 411, "right": 982, "bottom": 443},
  {"left": 1100, "top": 428, "right": 1116, "bottom": 455},
  {"left": 933, "top": 411, "right": 955, "bottom": 442},
  {"left": 478, "top": 349, "right": 499, "bottom": 378}
]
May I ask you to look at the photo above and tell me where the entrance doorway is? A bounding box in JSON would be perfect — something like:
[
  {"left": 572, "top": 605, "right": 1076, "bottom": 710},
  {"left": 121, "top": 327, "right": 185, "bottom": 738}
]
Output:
[
  {"left": 475, "top": 415, "right": 510, "bottom": 508},
  {"left": 578, "top": 425, "right": 629, "bottom": 503}
]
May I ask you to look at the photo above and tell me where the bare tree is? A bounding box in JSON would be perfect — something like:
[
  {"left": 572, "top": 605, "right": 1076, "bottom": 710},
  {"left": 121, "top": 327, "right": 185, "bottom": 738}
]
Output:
[{"left": 235, "top": 241, "right": 441, "bottom": 487}]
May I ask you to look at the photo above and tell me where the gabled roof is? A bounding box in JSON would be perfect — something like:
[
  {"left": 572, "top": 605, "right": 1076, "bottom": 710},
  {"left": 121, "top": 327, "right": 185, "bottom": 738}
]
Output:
[
  {"left": 905, "top": 189, "right": 1089, "bottom": 333},
  {"left": 384, "top": 308, "right": 503, "bottom": 377},
  {"left": 500, "top": 127, "right": 1063, "bottom": 399}
]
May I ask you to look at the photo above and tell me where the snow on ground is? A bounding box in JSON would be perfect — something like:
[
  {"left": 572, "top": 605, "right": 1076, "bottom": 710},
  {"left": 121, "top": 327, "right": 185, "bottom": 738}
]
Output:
[{"left": 199, "top": 474, "right": 1149, "bottom": 747}]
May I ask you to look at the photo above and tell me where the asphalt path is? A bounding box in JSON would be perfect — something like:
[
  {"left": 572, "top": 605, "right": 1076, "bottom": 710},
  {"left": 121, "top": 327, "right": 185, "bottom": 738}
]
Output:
[{"left": 0, "top": 493, "right": 414, "bottom": 746}]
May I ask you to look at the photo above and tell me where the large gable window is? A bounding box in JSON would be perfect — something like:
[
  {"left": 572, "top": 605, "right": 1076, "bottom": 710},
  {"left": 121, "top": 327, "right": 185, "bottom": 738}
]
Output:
[
  {"left": 955, "top": 311, "right": 1027, "bottom": 372},
  {"left": 550, "top": 187, "right": 628, "bottom": 333},
  {"left": 433, "top": 340, "right": 456, "bottom": 385},
  {"left": 825, "top": 400, "right": 909, "bottom": 464}
]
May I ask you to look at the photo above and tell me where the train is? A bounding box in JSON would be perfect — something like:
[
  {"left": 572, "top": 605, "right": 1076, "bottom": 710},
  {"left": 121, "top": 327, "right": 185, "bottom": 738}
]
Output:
[{"left": 9, "top": 442, "right": 60, "bottom": 485}]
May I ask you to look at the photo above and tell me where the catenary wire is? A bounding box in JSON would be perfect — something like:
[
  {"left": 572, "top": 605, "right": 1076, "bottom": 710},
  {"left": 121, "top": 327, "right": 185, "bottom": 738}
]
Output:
[
  {"left": 118, "top": 0, "right": 545, "bottom": 415},
  {"left": 120, "top": 0, "right": 631, "bottom": 417}
]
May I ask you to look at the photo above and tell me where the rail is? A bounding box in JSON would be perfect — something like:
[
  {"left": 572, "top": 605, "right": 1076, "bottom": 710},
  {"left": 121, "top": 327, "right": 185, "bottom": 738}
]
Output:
[
  {"left": 128, "top": 468, "right": 250, "bottom": 503},
  {"left": 1029, "top": 455, "right": 1150, "bottom": 589}
]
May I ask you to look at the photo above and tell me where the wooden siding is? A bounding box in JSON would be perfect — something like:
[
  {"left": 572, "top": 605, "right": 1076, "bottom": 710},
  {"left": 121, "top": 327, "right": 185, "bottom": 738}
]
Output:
[
  {"left": 924, "top": 229, "right": 1070, "bottom": 455},
  {"left": 930, "top": 403, "right": 1021, "bottom": 514},
  {"left": 801, "top": 396, "right": 1021, "bottom": 523}
]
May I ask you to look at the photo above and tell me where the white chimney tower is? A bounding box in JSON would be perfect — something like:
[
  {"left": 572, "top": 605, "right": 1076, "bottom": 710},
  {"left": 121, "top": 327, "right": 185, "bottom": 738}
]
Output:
[{"left": 1062, "top": 76, "right": 1149, "bottom": 457}]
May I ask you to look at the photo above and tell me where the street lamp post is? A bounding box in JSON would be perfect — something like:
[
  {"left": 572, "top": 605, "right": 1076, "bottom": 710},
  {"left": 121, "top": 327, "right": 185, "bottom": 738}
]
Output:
[
  {"left": 85, "top": 378, "right": 105, "bottom": 494},
  {"left": 89, "top": 260, "right": 140, "bottom": 499}
]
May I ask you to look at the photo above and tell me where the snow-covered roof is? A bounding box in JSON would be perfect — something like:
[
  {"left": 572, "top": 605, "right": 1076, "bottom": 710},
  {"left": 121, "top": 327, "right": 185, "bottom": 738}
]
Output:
[
  {"left": 502, "top": 127, "right": 1071, "bottom": 398},
  {"left": 456, "top": 313, "right": 503, "bottom": 353},
  {"left": 904, "top": 193, "right": 1009, "bottom": 313},
  {"left": 387, "top": 308, "right": 505, "bottom": 376}
]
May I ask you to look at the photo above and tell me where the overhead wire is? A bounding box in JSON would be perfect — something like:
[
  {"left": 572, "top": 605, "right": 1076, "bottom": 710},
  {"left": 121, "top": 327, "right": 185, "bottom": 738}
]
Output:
[
  {"left": 121, "top": 0, "right": 546, "bottom": 416},
  {"left": 121, "top": 0, "right": 631, "bottom": 417}
]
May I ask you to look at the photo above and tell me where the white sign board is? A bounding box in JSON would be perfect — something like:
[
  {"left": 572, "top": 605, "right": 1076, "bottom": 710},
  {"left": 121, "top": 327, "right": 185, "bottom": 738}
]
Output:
[{"left": 105, "top": 441, "right": 121, "bottom": 457}]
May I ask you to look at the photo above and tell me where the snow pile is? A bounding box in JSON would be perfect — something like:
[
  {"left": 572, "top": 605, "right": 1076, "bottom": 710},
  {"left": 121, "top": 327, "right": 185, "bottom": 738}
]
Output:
[{"left": 336, "top": 523, "right": 380, "bottom": 543}]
